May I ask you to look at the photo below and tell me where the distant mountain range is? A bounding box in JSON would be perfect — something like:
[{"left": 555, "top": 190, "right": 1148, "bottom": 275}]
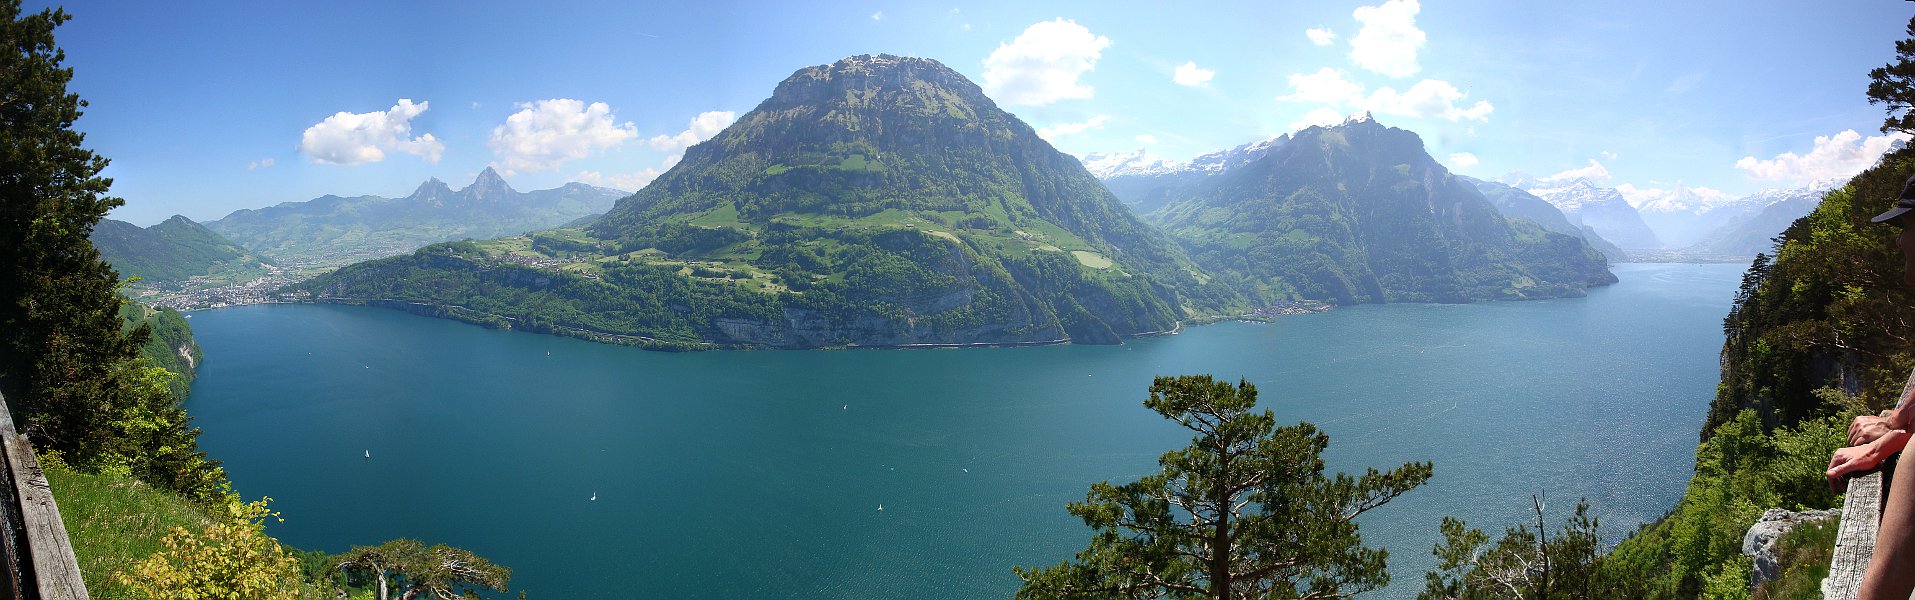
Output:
[
  {"left": 91, "top": 215, "right": 271, "bottom": 283},
  {"left": 205, "top": 168, "right": 628, "bottom": 268},
  {"left": 1521, "top": 178, "right": 1664, "bottom": 250},
  {"left": 1686, "top": 187, "right": 1828, "bottom": 256},
  {"left": 1464, "top": 177, "right": 1628, "bottom": 262}
]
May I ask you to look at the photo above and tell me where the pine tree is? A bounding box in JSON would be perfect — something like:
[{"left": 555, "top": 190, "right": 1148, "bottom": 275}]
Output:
[
  {"left": 0, "top": 0, "right": 146, "bottom": 453},
  {"left": 1868, "top": 15, "right": 1915, "bottom": 135},
  {"left": 1015, "top": 375, "right": 1433, "bottom": 599}
]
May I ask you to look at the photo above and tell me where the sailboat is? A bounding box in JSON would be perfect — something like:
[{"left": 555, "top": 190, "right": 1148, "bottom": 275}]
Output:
[
  {"left": 877, "top": 504, "right": 884, "bottom": 512},
  {"left": 364, "top": 450, "right": 370, "bottom": 459},
  {"left": 590, "top": 492, "right": 597, "bottom": 501}
]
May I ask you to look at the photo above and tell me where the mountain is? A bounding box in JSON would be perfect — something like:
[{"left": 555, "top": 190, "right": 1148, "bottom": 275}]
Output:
[
  {"left": 90, "top": 215, "right": 271, "bottom": 283},
  {"left": 1622, "top": 185, "right": 1764, "bottom": 248},
  {"left": 1685, "top": 187, "right": 1828, "bottom": 256},
  {"left": 1087, "top": 136, "right": 1287, "bottom": 215},
  {"left": 1525, "top": 179, "right": 1662, "bottom": 249},
  {"left": 207, "top": 168, "right": 628, "bottom": 268},
  {"left": 1139, "top": 116, "right": 1615, "bottom": 304},
  {"left": 1464, "top": 176, "right": 1628, "bottom": 262},
  {"left": 300, "top": 54, "right": 1220, "bottom": 349}
]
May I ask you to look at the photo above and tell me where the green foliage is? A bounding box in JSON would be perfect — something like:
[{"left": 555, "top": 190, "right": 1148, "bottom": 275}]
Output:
[
  {"left": 0, "top": 0, "right": 142, "bottom": 465},
  {"left": 120, "top": 301, "right": 200, "bottom": 399},
  {"left": 117, "top": 497, "right": 310, "bottom": 600},
  {"left": 1600, "top": 411, "right": 1847, "bottom": 598},
  {"left": 1015, "top": 375, "right": 1432, "bottom": 599},
  {"left": 0, "top": 0, "right": 227, "bottom": 507},
  {"left": 338, "top": 539, "right": 510, "bottom": 600},
  {"left": 1868, "top": 15, "right": 1915, "bottom": 135},
  {"left": 1420, "top": 496, "right": 1605, "bottom": 599},
  {"left": 47, "top": 459, "right": 218, "bottom": 599}
]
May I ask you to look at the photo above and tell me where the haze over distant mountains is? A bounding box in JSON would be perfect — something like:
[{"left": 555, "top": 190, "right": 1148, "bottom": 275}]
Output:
[{"left": 205, "top": 168, "right": 628, "bottom": 268}]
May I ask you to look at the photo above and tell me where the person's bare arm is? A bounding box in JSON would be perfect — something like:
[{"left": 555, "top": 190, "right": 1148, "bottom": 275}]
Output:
[{"left": 1830, "top": 429, "right": 1914, "bottom": 493}]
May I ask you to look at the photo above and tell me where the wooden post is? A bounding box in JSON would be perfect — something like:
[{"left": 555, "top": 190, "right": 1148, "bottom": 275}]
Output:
[{"left": 0, "top": 393, "right": 88, "bottom": 599}]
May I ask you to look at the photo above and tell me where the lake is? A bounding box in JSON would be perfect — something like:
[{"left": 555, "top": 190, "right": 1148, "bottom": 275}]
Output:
[{"left": 185, "top": 262, "right": 1745, "bottom": 598}]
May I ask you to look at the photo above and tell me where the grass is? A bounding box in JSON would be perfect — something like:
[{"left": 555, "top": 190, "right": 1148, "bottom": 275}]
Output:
[
  {"left": 46, "top": 464, "right": 215, "bottom": 599},
  {"left": 1753, "top": 517, "right": 1839, "bottom": 600},
  {"left": 1070, "top": 250, "right": 1113, "bottom": 269}
]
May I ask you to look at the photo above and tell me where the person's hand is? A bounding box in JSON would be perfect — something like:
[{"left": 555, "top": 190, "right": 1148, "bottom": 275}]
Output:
[
  {"left": 1891, "top": 406, "right": 1914, "bottom": 432},
  {"left": 1852, "top": 414, "right": 1896, "bottom": 445},
  {"left": 1829, "top": 444, "right": 1887, "bottom": 493}
]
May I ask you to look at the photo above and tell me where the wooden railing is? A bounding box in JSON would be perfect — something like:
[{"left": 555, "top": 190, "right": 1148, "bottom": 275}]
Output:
[
  {"left": 1827, "top": 366, "right": 1915, "bottom": 600},
  {"left": 0, "top": 393, "right": 87, "bottom": 599},
  {"left": 1827, "top": 463, "right": 1888, "bottom": 599}
]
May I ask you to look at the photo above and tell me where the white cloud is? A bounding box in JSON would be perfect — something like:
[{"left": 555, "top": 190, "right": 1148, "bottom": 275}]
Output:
[
  {"left": 1277, "top": 69, "right": 1492, "bottom": 122},
  {"left": 647, "top": 110, "right": 737, "bottom": 154},
  {"left": 1135, "top": 134, "right": 1158, "bottom": 145},
  {"left": 1172, "top": 61, "right": 1215, "bottom": 87},
  {"left": 1036, "top": 114, "right": 1111, "bottom": 140},
  {"left": 574, "top": 168, "right": 661, "bottom": 192},
  {"left": 247, "top": 157, "right": 275, "bottom": 170},
  {"left": 1734, "top": 129, "right": 1912, "bottom": 187},
  {"left": 1288, "top": 107, "right": 1347, "bottom": 131},
  {"left": 871, "top": 11, "right": 883, "bottom": 21},
  {"left": 1349, "top": 0, "right": 1425, "bottom": 78},
  {"left": 1599, "top": 150, "right": 1618, "bottom": 161},
  {"left": 1447, "top": 152, "right": 1479, "bottom": 168},
  {"left": 1363, "top": 79, "right": 1493, "bottom": 121},
  {"left": 1278, "top": 68, "right": 1365, "bottom": 105},
  {"left": 488, "top": 99, "right": 638, "bottom": 174},
  {"left": 1540, "top": 159, "right": 1612, "bottom": 183},
  {"left": 981, "top": 18, "right": 1112, "bottom": 106},
  {"left": 1306, "top": 27, "right": 1337, "bottom": 46},
  {"left": 298, "top": 99, "right": 444, "bottom": 166}
]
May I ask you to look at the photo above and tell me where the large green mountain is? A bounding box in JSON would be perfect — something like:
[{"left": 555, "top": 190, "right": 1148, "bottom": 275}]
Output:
[
  {"left": 90, "top": 215, "right": 271, "bottom": 283},
  {"left": 1146, "top": 117, "right": 1616, "bottom": 304},
  {"left": 299, "top": 54, "right": 1216, "bottom": 348},
  {"left": 208, "top": 168, "right": 627, "bottom": 268}
]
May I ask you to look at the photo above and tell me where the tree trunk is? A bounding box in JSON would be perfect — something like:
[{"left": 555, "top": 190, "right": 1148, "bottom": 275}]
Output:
[
  {"left": 1210, "top": 446, "right": 1234, "bottom": 600},
  {"left": 378, "top": 571, "right": 390, "bottom": 600}
]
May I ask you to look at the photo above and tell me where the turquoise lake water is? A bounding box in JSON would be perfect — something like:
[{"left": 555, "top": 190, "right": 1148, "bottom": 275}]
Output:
[{"left": 184, "top": 262, "right": 1745, "bottom": 598}]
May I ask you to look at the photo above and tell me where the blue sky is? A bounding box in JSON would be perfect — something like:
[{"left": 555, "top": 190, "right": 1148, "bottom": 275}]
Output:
[{"left": 31, "top": 1, "right": 1914, "bottom": 225}]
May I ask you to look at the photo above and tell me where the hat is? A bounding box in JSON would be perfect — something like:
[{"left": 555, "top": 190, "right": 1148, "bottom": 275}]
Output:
[{"left": 1870, "top": 173, "right": 1915, "bottom": 224}]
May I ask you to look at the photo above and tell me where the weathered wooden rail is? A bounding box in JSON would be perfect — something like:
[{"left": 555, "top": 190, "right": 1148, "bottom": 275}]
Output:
[
  {"left": 0, "top": 392, "right": 87, "bottom": 599},
  {"left": 1827, "top": 366, "right": 1915, "bottom": 599}
]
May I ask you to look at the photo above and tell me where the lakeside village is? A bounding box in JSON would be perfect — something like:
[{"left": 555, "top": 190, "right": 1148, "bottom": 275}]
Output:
[{"left": 134, "top": 250, "right": 1336, "bottom": 323}]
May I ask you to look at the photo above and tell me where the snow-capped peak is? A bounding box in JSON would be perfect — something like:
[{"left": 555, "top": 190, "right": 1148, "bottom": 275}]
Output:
[
  {"left": 1525, "top": 178, "right": 1624, "bottom": 212},
  {"left": 1188, "top": 135, "right": 1288, "bottom": 173},
  {"left": 1080, "top": 149, "right": 1180, "bottom": 179},
  {"left": 1616, "top": 183, "right": 1741, "bottom": 214}
]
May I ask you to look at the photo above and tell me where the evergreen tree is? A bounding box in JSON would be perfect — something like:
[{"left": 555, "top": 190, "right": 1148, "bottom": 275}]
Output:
[
  {"left": 1015, "top": 375, "right": 1433, "bottom": 599},
  {"left": 337, "top": 539, "right": 510, "bottom": 600},
  {"left": 0, "top": 0, "right": 222, "bottom": 501},
  {"left": 0, "top": 0, "right": 142, "bottom": 452},
  {"left": 1869, "top": 15, "right": 1915, "bottom": 135}
]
